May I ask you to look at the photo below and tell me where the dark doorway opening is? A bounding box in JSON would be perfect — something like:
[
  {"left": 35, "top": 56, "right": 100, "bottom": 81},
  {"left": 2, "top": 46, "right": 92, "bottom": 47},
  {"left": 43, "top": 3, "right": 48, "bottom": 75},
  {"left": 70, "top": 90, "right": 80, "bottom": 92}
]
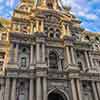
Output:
[{"left": 48, "top": 92, "right": 66, "bottom": 100}]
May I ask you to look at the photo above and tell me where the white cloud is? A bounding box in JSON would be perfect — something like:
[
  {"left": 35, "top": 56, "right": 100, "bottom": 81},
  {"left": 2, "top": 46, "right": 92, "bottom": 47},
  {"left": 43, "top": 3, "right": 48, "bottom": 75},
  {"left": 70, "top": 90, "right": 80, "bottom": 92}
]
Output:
[{"left": 6, "top": 0, "right": 14, "bottom": 8}]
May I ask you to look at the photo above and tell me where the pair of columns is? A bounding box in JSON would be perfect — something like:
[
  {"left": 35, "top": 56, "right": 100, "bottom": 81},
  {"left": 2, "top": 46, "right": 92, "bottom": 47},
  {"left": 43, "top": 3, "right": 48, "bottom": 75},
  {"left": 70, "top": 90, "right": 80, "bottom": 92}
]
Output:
[
  {"left": 65, "top": 46, "right": 75, "bottom": 65},
  {"left": 4, "top": 78, "right": 16, "bottom": 100},
  {"left": 36, "top": 43, "right": 45, "bottom": 63},
  {"left": 36, "top": 20, "right": 44, "bottom": 32},
  {"left": 71, "top": 79, "right": 82, "bottom": 100},
  {"left": 36, "top": 77, "right": 47, "bottom": 100},
  {"left": 84, "top": 51, "right": 91, "bottom": 70},
  {"left": 71, "top": 79, "right": 100, "bottom": 100},
  {"left": 4, "top": 78, "right": 36, "bottom": 100}
]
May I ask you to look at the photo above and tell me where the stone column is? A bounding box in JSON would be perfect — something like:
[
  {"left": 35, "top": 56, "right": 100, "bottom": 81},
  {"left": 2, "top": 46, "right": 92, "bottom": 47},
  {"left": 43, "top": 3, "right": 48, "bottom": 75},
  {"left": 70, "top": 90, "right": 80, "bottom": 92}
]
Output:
[
  {"left": 41, "top": 20, "right": 44, "bottom": 32},
  {"left": 7, "top": 32, "right": 9, "bottom": 41},
  {"left": 42, "top": 43, "right": 45, "bottom": 63},
  {"left": 62, "top": 23, "right": 66, "bottom": 36},
  {"left": 4, "top": 78, "right": 10, "bottom": 100},
  {"left": 0, "top": 33, "right": 1, "bottom": 40},
  {"left": 15, "top": 44, "right": 19, "bottom": 64},
  {"left": 36, "top": 43, "right": 40, "bottom": 63},
  {"left": 29, "top": 79, "right": 34, "bottom": 100},
  {"left": 11, "top": 79, "right": 16, "bottom": 100},
  {"left": 89, "top": 52, "right": 95, "bottom": 69},
  {"left": 1, "top": 84, "right": 4, "bottom": 100},
  {"left": 67, "top": 25, "right": 70, "bottom": 36},
  {"left": 92, "top": 82, "right": 99, "bottom": 100},
  {"left": 71, "top": 47, "right": 75, "bottom": 64},
  {"left": 96, "top": 82, "right": 100, "bottom": 99},
  {"left": 42, "top": 0, "right": 46, "bottom": 7},
  {"left": 58, "top": 58, "right": 62, "bottom": 71},
  {"left": 66, "top": 46, "right": 71, "bottom": 64},
  {"left": 76, "top": 80, "right": 82, "bottom": 100},
  {"left": 43, "top": 77, "right": 47, "bottom": 100},
  {"left": 53, "top": 0, "right": 57, "bottom": 10},
  {"left": 31, "top": 22, "right": 33, "bottom": 33},
  {"left": 84, "top": 51, "right": 91, "bottom": 69},
  {"left": 36, "top": 20, "right": 39, "bottom": 32},
  {"left": 71, "top": 79, "right": 78, "bottom": 100},
  {"left": 36, "top": 77, "right": 42, "bottom": 100},
  {"left": 8, "top": 44, "right": 13, "bottom": 63},
  {"left": 30, "top": 45, "right": 34, "bottom": 65}
]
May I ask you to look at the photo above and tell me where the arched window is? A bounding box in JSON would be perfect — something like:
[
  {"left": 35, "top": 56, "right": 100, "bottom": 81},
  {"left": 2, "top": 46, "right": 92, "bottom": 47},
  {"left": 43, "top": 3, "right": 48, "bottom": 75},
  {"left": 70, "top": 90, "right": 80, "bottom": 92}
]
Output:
[{"left": 49, "top": 51, "right": 58, "bottom": 69}]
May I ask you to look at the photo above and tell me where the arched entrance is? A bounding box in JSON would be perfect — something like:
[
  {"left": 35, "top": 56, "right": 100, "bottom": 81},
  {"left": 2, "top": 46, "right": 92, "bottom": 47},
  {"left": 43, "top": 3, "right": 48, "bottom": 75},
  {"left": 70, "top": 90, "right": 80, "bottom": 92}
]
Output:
[{"left": 48, "top": 90, "right": 67, "bottom": 100}]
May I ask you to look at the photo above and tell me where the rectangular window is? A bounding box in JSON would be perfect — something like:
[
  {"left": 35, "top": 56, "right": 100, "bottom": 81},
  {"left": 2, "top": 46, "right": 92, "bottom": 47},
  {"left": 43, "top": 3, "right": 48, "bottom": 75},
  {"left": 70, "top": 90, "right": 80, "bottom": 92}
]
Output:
[
  {"left": 0, "top": 53, "right": 5, "bottom": 59},
  {"left": 1, "top": 33, "right": 7, "bottom": 40},
  {"left": 21, "top": 57, "right": 27, "bottom": 68},
  {"left": 0, "top": 61, "right": 3, "bottom": 66},
  {"left": 0, "top": 52, "right": 5, "bottom": 70}
]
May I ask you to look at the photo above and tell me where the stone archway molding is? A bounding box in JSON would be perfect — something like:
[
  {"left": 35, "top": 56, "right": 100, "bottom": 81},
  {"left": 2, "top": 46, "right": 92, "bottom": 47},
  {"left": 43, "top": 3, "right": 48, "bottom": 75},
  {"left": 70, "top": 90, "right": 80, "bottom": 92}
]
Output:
[{"left": 48, "top": 88, "right": 70, "bottom": 100}]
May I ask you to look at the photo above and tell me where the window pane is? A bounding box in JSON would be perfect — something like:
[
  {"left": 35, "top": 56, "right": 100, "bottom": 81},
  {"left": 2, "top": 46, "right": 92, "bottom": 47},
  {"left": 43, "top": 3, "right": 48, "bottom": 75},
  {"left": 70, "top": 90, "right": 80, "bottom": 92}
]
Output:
[{"left": 21, "top": 57, "right": 27, "bottom": 67}]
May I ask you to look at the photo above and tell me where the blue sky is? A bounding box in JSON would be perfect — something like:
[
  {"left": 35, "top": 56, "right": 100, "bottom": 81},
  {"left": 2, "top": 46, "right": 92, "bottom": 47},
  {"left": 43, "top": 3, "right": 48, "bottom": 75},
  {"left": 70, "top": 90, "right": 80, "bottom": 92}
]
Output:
[{"left": 0, "top": 0, "right": 100, "bottom": 32}]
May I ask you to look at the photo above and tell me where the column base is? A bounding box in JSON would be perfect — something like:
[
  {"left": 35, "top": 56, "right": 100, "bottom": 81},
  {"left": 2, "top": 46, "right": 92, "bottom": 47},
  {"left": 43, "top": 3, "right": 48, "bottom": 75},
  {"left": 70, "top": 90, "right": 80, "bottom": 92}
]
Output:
[
  {"left": 30, "top": 64, "right": 35, "bottom": 70},
  {"left": 6, "top": 63, "right": 18, "bottom": 69},
  {"left": 36, "top": 63, "right": 47, "bottom": 68}
]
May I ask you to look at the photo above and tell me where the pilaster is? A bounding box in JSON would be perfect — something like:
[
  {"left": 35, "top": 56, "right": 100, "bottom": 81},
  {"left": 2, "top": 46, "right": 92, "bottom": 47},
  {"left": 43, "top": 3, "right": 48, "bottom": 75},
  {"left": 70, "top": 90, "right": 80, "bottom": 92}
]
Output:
[
  {"left": 66, "top": 46, "right": 71, "bottom": 64},
  {"left": 76, "top": 80, "right": 82, "bottom": 100},
  {"left": 14, "top": 43, "right": 19, "bottom": 64},
  {"left": 70, "top": 47, "right": 75, "bottom": 64},
  {"left": 30, "top": 45, "right": 35, "bottom": 69},
  {"left": 71, "top": 79, "right": 78, "bottom": 100},
  {"left": 36, "top": 20, "right": 39, "bottom": 32},
  {"left": 92, "top": 82, "right": 99, "bottom": 100},
  {"left": 4, "top": 78, "right": 10, "bottom": 100},
  {"left": 43, "top": 77, "right": 47, "bottom": 100},
  {"left": 96, "top": 82, "right": 100, "bottom": 99},
  {"left": 36, "top": 77, "right": 42, "bottom": 100},
  {"left": 36, "top": 43, "right": 40, "bottom": 63},
  {"left": 29, "top": 79, "right": 34, "bottom": 100},
  {"left": 84, "top": 51, "right": 91, "bottom": 70},
  {"left": 89, "top": 52, "right": 95, "bottom": 69},
  {"left": 8, "top": 44, "right": 13, "bottom": 64},
  {"left": 11, "top": 79, "right": 16, "bottom": 100},
  {"left": 42, "top": 43, "right": 45, "bottom": 63}
]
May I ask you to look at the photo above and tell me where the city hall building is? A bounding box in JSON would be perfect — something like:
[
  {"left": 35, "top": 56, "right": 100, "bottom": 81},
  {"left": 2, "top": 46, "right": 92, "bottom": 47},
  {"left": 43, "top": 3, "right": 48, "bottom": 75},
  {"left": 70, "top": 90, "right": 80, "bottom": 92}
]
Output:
[{"left": 0, "top": 0, "right": 100, "bottom": 100}]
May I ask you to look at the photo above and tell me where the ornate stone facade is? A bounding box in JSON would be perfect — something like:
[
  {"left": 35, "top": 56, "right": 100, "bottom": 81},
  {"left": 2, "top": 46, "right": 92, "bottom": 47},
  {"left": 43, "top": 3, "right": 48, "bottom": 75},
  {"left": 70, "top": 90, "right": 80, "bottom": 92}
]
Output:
[{"left": 0, "top": 0, "right": 100, "bottom": 100}]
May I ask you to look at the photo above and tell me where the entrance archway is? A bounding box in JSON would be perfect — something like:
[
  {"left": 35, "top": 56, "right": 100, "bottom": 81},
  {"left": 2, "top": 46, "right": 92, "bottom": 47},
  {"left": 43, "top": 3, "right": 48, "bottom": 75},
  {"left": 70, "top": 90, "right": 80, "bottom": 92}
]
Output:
[{"left": 48, "top": 90, "right": 67, "bottom": 100}]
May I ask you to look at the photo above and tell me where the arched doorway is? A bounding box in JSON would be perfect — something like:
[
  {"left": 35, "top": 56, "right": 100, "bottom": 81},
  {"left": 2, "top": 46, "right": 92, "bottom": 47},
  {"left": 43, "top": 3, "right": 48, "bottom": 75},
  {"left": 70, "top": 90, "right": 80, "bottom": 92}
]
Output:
[{"left": 48, "top": 90, "right": 67, "bottom": 100}]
